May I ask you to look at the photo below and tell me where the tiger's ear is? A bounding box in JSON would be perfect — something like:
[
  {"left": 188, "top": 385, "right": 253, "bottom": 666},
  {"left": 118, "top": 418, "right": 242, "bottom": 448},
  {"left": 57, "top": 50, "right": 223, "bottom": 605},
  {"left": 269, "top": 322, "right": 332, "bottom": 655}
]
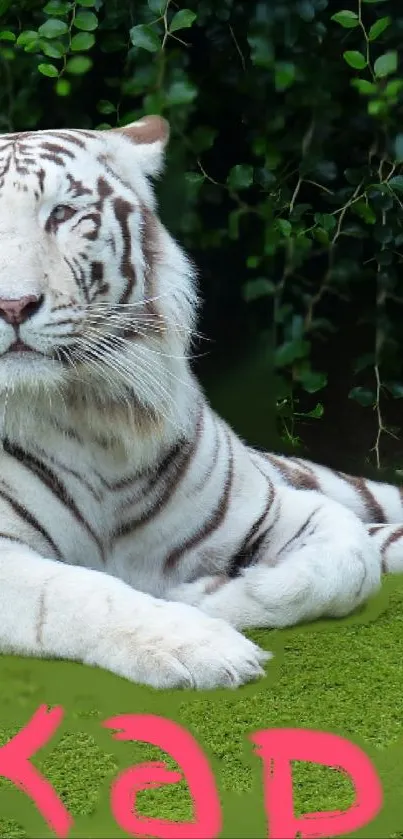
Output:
[{"left": 109, "top": 116, "right": 170, "bottom": 177}]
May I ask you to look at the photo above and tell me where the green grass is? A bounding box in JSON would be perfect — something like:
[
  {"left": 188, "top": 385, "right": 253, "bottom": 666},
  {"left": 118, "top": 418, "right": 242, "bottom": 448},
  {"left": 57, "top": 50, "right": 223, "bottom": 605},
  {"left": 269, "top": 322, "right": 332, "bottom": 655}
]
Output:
[{"left": 1, "top": 576, "right": 403, "bottom": 837}]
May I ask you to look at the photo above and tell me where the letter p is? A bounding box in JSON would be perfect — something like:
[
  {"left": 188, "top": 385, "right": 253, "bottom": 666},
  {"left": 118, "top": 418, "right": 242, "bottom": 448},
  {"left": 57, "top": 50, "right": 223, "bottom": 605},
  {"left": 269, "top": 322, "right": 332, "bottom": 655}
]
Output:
[{"left": 251, "top": 727, "right": 383, "bottom": 839}]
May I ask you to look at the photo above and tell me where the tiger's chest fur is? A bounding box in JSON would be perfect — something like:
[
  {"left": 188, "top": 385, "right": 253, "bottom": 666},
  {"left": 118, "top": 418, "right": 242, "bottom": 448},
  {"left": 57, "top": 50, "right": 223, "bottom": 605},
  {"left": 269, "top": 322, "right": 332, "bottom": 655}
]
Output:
[{"left": 0, "top": 393, "right": 274, "bottom": 598}]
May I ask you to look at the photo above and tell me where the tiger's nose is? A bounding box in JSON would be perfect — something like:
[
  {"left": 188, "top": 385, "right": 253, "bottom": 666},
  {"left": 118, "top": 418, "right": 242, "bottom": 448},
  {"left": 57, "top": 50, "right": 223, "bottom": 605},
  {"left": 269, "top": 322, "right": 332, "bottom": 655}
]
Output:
[{"left": 0, "top": 295, "right": 44, "bottom": 325}]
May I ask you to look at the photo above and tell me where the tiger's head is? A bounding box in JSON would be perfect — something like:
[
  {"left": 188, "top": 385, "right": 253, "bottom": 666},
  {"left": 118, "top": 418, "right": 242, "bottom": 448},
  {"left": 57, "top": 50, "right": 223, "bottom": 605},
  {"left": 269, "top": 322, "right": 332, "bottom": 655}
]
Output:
[{"left": 0, "top": 116, "right": 198, "bottom": 431}]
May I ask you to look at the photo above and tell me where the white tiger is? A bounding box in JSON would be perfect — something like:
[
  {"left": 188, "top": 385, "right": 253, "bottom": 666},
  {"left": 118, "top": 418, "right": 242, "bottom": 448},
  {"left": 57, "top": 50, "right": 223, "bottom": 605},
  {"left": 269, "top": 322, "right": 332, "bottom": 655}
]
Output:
[{"left": 0, "top": 115, "right": 401, "bottom": 690}]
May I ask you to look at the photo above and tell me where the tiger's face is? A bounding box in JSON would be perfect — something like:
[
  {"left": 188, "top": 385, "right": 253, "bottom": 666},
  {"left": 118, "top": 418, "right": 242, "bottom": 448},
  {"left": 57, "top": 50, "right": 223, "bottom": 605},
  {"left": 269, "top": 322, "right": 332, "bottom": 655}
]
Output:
[{"left": 0, "top": 117, "right": 196, "bottom": 412}]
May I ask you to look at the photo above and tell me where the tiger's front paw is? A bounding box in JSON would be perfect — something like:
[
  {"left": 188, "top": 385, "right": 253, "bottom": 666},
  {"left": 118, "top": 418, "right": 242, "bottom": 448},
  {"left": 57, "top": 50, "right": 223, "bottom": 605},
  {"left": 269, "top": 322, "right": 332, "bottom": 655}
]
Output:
[{"left": 91, "top": 600, "right": 270, "bottom": 690}]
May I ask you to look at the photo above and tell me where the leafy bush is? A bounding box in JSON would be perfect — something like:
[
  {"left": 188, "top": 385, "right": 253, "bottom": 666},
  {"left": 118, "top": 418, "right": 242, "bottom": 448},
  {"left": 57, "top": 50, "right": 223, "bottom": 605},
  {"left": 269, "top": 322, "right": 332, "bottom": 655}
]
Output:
[{"left": 1, "top": 0, "right": 403, "bottom": 472}]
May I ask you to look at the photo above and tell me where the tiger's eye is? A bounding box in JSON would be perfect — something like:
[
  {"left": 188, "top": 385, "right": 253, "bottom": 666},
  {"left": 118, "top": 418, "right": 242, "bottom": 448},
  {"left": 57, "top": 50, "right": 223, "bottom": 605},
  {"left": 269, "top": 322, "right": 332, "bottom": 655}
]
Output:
[{"left": 50, "top": 204, "right": 76, "bottom": 223}]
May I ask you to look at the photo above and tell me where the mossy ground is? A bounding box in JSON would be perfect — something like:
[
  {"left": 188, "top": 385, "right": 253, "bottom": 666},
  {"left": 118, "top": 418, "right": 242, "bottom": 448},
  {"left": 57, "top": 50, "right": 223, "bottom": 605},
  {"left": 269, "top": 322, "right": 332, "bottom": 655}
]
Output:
[{"left": 0, "top": 575, "right": 403, "bottom": 838}]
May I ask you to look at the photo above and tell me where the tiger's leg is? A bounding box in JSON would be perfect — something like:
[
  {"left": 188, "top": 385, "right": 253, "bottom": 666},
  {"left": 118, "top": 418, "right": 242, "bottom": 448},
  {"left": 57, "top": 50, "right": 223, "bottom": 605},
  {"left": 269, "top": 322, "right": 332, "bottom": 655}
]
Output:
[
  {"left": 0, "top": 537, "right": 269, "bottom": 689},
  {"left": 168, "top": 486, "right": 382, "bottom": 630}
]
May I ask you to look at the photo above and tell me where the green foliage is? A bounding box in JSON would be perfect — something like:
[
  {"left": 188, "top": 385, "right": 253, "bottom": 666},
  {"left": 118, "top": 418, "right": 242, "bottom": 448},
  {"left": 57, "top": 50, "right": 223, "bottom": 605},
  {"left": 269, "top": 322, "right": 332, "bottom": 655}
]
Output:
[{"left": 1, "top": 0, "right": 403, "bottom": 466}]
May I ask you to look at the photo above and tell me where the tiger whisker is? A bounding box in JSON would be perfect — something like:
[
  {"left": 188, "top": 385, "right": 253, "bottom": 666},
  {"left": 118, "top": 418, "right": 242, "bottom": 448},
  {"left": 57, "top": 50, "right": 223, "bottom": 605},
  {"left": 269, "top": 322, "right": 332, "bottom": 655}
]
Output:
[
  {"left": 86, "top": 312, "right": 205, "bottom": 341},
  {"left": 81, "top": 343, "right": 180, "bottom": 413},
  {"left": 71, "top": 337, "right": 179, "bottom": 423},
  {"left": 68, "top": 347, "right": 155, "bottom": 417},
  {"left": 84, "top": 326, "right": 204, "bottom": 363},
  {"left": 87, "top": 289, "right": 194, "bottom": 309}
]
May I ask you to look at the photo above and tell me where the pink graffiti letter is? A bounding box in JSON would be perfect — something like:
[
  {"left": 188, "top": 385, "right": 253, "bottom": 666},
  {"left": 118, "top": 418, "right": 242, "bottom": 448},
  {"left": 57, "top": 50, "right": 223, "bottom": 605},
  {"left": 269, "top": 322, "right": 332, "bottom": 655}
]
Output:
[
  {"left": 0, "top": 704, "right": 73, "bottom": 837},
  {"left": 251, "top": 727, "right": 383, "bottom": 839},
  {"left": 104, "top": 713, "right": 222, "bottom": 838}
]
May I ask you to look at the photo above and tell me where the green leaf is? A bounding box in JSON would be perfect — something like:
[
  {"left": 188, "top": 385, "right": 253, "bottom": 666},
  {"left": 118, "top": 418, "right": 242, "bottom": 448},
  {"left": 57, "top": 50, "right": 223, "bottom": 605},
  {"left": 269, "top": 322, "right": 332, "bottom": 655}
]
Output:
[
  {"left": 373, "top": 223, "right": 393, "bottom": 243},
  {"left": 38, "top": 62, "right": 59, "bottom": 77},
  {"left": 129, "top": 24, "right": 160, "bottom": 52},
  {"left": 386, "top": 382, "right": 403, "bottom": 399},
  {"left": 296, "top": 1, "right": 315, "bottom": 21},
  {"left": 353, "top": 352, "right": 375, "bottom": 374},
  {"left": 348, "top": 387, "right": 375, "bottom": 407},
  {"left": 190, "top": 126, "right": 217, "bottom": 152},
  {"left": 147, "top": 0, "right": 163, "bottom": 11},
  {"left": 388, "top": 175, "right": 403, "bottom": 194},
  {"left": 227, "top": 164, "right": 253, "bottom": 190},
  {"left": 43, "top": 1, "right": 71, "bottom": 15},
  {"left": 143, "top": 92, "right": 164, "bottom": 112},
  {"left": 55, "top": 77, "right": 71, "bottom": 96},
  {"left": 291, "top": 315, "right": 304, "bottom": 340},
  {"left": 385, "top": 79, "right": 403, "bottom": 99},
  {"left": 247, "top": 33, "right": 273, "bottom": 68},
  {"left": 367, "top": 185, "right": 393, "bottom": 208},
  {"left": 38, "top": 18, "right": 68, "bottom": 38},
  {"left": 185, "top": 172, "right": 205, "bottom": 186},
  {"left": 394, "top": 134, "right": 403, "bottom": 162},
  {"left": 97, "top": 99, "right": 115, "bottom": 115},
  {"left": 343, "top": 50, "right": 367, "bottom": 70},
  {"left": 65, "top": 54, "right": 92, "bottom": 74},
  {"left": 170, "top": 9, "right": 196, "bottom": 33},
  {"left": 351, "top": 199, "right": 376, "bottom": 224},
  {"left": 0, "top": 31, "right": 15, "bottom": 41},
  {"left": 246, "top": 255, "right": 260, "bottom": 269},
  {"left": 0, "top": 47, "right": 14, "bottom": 59},
  {"left": 314, "top": 212, "right": 336, "bottom": 232},
  {"left": 368, "top": 16, "right": 391, "bottom": 40},
  {"left": 367, "top": 98, "right": 387, "bottom": 116},
  {"left": 277, "top": 218, "right": 292, "bottom": 237},
  {"left": 16, "top": 30, "right": 39, "bottom": 48},
  {"left": 40, "top": 38, "right": 66, "bottom": 57},
  {"left": 165, "top": 80, "right": 197, "bottom": 105},
  {"left": 77, "top": 0, "right": 96, "bottom": 5},
  {"left": 314, "top": 160, "right": 337, "bottom": 181},
  {"left": 298, "top": 369, "right": 327, "bottom": 393},
  {"left": 289, "top": 203, "right": 312, "bottom": 221},
  {"left": 257, "top": 168, "right": 276, "bottom": 189},
  {"left": 374, "top": 51, "right": 397, "bottom": 78},
  {"left": 362, "top": 0, "right": 389, "bottom": 3},
  {"left": 331, "top": 10, "right": 359, "bottom": 28},
  {"left": 274, "top": 61, "right": 296, "bottom": 91},
  {"left": 73, "top": 10, "right": 98, "bottom": 31},
  {"left": 313, "top": 228, "right": 329, "bottom": 245},
  {"left": 71, "top": 31, "right": 95, "bottom": 50},
  {"left": 350, "top": 78, "right": 377, "bottom": 95},
  {"left": 243, "top": 278, "right": 275, "bottom": 302},
  {"left": 303, "top": 402, "right": 324, "bottom": 418},
  {"left": 275, "top": 338, "right": 310, "bottom": 368},
  {"left": 0, "top": 0, "right": 11, "bottom": 14},
  {"left": 274, "top": 303, "right": 293, "bottom": 325}
]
